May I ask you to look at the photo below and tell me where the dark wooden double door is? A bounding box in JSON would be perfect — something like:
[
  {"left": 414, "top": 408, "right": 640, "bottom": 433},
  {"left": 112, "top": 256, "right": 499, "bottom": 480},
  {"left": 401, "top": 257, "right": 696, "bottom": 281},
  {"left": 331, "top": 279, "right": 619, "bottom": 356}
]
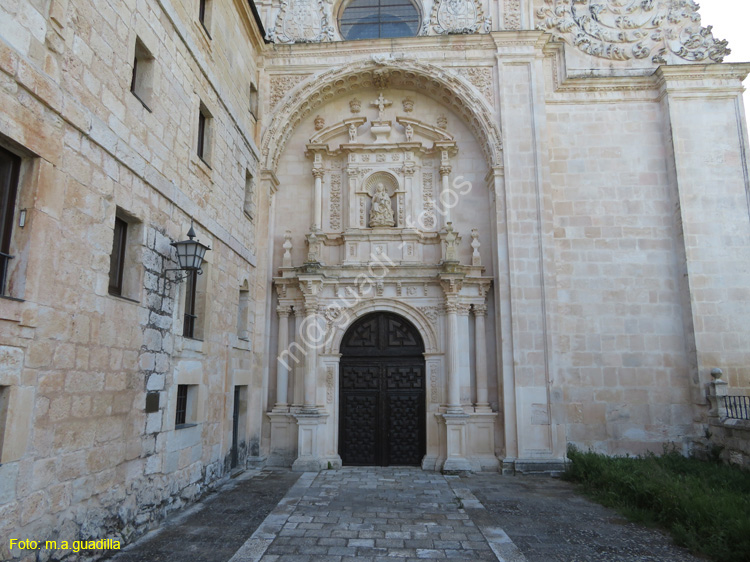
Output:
[{"left": 339, "top": 312, "right": 425, "bottom": 466}]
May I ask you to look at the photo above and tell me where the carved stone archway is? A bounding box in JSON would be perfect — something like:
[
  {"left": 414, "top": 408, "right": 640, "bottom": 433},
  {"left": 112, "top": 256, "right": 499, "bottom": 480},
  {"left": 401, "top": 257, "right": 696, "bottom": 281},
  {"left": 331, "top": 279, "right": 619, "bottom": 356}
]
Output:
[{"left": 261, "top": 59, "right": 504, "bottom": 175}]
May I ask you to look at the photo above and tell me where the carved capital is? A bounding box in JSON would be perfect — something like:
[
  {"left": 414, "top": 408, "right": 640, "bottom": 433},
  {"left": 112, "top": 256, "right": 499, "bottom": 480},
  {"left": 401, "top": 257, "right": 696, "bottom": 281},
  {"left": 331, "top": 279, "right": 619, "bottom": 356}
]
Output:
[
  {"left": 277, "top": 305, "right": 293, "bottom": 317},
  {"left": 312, "top": 168, "right": 325, "bottom": 179},
  {"left": 439, "top": 165, "right": 452, "bottom": 177},
  {"left": 473, "top": 303, "right": 488, "bottom": 316},
  {"left": 456, "top": 303, "right": 471, "bottom": 316},
  {"left": 444, "top": 301, "right": 459, "bottom": 315}
]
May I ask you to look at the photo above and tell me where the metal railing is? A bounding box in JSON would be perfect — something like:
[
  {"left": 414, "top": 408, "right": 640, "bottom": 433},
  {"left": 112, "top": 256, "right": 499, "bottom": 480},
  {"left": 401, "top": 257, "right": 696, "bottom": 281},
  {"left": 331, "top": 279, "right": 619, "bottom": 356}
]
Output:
[{"left": 724, "top": 395, "right": 750, "bottom": 420}]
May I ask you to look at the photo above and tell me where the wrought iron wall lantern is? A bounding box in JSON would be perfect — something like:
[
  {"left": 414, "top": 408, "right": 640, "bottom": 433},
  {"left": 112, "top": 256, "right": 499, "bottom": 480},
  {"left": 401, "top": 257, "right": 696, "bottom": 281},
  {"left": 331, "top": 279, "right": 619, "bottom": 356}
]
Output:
[{"left": 164, "top": 223, "right": 211, "bottom": 284}]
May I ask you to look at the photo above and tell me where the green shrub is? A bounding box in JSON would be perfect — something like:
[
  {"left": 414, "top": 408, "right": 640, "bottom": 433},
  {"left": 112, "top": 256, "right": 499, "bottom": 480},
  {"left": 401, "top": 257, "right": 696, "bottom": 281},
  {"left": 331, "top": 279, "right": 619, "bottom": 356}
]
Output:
[{"left": 564, "top": 445, "right": 750, "bottom": 562}]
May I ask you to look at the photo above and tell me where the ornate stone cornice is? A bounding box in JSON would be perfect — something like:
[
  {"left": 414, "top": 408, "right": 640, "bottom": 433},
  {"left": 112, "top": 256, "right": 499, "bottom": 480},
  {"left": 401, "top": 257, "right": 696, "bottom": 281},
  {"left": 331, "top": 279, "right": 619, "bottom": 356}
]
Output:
[{"left": 536, "top": 0, "right": 730, "bottom": 65}]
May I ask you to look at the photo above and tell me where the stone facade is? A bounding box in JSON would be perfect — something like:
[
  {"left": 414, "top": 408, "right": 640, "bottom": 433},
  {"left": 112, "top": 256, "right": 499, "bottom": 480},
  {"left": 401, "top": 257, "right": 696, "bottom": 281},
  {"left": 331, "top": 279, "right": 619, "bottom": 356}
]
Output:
[{"left": 1, "top": 0, "right": 749, "bottom": 558}]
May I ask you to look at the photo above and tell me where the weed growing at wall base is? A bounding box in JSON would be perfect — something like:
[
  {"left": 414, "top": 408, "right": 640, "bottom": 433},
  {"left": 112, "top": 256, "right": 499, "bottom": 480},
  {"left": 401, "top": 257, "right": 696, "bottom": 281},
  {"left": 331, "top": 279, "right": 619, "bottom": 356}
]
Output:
[{"left": 563, "top": 445, "right": 750, "bottom": 562}]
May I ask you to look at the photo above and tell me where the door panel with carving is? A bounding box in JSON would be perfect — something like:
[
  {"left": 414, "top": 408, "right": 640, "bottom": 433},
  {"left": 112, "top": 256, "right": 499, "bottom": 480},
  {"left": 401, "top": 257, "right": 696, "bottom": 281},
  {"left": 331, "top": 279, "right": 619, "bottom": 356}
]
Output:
[{"left": 339, "top": 312, "right": 425, "bottom": 466}]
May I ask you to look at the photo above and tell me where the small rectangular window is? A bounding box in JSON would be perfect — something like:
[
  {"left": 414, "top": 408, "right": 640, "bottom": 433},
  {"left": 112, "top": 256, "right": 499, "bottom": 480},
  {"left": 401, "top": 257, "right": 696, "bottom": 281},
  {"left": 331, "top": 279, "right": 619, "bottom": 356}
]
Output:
[
  {"left": 199, "top": 0, "right": 212, "bottom": 38},
  {"left": 175, "top": 384, "right": 198, "bottom": 428},
  {"left": 237, "top": 283, "right": 250, "bottom": 340},
  {"left": 0, "top": 386, "right": 9, "bottom": 456},
  {"left": 249, "top": 83, "right": 258, "bottom": 119},
  {"left": 130, "top": 38, "right": 154, "bottom": 110},
  {"left": 197, "top": 111, "right": 206, "bottom": 160},
  {"left": 243, "top": 170, "right": 255, "bottom": 219},
  {"left": 0, "top": 147, "right": 21, "bottom": 295},
  {"left": 183, "top": 269, "right": 198, "bottom": 338},
  {"left": 108, "top": 217, "right": 127, "bottom": 296},
  {"left": 175, "top": 384, "right": 188, "bottom": 425},
  {"left": 197, "top": 103, "right": 212, "bottom": 165}
]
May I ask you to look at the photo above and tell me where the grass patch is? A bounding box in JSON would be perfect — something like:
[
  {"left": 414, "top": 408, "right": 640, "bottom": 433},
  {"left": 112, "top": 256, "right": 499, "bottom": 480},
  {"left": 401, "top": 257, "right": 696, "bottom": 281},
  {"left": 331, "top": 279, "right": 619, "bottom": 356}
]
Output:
[{"left": 563, "top": 445, "right": 750, "bottom": 562}]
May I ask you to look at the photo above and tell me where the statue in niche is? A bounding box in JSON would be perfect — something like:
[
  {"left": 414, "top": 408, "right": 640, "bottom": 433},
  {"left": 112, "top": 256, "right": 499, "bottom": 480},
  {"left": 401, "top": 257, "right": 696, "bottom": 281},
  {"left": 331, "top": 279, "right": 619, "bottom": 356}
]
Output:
[
  {"left": 369, "top": 184, "right": 395, "bottom": 227},
  {"left": 348, "top": 123, "right": 357, "bottom": 142},
  {"left": 404, "top": 123, "right": 414, "bottom": 141}
]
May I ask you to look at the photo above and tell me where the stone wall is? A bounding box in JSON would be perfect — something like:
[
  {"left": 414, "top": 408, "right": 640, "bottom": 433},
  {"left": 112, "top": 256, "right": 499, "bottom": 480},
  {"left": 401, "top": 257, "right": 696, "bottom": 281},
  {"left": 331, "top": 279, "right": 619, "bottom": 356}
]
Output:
[{"left": 0, "top": 0, "right": 266, "bottom": 558}]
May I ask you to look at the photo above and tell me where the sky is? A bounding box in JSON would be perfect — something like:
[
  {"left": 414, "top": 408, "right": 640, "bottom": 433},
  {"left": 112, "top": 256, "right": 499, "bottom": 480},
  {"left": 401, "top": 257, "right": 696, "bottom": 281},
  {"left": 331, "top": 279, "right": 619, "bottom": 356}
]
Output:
[{"left": 697, "top": 1, "right": 750, "bottom": 110}]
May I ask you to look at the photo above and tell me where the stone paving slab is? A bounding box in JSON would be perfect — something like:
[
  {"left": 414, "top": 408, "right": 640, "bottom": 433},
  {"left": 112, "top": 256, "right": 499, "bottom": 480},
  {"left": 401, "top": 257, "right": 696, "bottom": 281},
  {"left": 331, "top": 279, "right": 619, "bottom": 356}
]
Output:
[
  {"left": 231, "top": 467, "right": 523, "bottom": 562},
  {"left": 461, "top": 473, "right": 706, "bottom": 562}
]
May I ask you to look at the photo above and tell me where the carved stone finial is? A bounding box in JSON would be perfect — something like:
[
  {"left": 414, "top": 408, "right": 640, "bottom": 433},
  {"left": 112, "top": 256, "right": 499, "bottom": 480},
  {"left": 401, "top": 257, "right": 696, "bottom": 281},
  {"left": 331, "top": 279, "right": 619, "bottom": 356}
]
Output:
[
  {"left": 314, "top": 115, "right": 325, "bottom": 130},
  {"left": 711, "top": 368, "right": 723, "bottom": 380},
  {"left": 371, "top": 92, "right": 393, "bottom": 122},
  {"left": 306, "top": 231, "right": 321, "bottom": 263},
  {"left": 282, "top": 230, "right": 293, "bottom": 268},
  {"left": 402, "top": 97, "right": 414, "bottom": 112},
  {"left": 349, "top": 97, "right": 361, "bottom": 113},
  {"left": 536, "top": 0, "right": 730, "bottom": 64},
  {"left": 437, "top": 114, "right": 448, "bottom": 129},
  {"left": 471, "top": 228, "right": 481, "bottom": 266}
]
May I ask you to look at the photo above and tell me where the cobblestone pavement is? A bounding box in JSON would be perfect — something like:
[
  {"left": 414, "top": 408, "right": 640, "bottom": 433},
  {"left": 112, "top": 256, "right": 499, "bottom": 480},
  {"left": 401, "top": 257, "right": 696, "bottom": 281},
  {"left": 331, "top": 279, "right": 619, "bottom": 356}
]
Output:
[
  {"left": 111, "top": 468, "right": 705, "bottom": 562},
  {"left": 109, "top": 469, "right": 301, "bottom": 562},
  {"left": 462, "top": 473, "right": 705, "bottom": 562}
]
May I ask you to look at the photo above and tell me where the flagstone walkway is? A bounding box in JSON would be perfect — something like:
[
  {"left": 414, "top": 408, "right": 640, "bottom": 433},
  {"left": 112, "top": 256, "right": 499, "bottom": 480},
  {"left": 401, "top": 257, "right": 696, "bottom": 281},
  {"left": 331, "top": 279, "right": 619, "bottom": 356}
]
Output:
[{"left": 111, "top": 467, "right": 703, "bottom": 562}]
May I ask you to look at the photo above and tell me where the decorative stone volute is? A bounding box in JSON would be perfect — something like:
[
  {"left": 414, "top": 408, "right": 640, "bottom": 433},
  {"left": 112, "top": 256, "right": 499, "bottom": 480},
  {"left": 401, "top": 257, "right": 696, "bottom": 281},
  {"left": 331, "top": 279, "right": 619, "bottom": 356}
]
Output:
[{"left": 536, "top": 0, "right": 730, "bottom": 65}]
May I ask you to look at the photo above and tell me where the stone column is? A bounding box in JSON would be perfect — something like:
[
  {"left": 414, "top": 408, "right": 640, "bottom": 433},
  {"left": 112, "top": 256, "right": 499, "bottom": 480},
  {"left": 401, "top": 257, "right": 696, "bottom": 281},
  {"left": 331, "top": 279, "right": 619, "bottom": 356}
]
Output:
[
  {"left": 445, "top": 300, "right": 462, "bottom": 414},
  {"left": 302, "top": 300, "right": 319, "bottom": 412},
  {"left": 473, "top": 303, "right": 491, "bottom": 411},
  {"left": 274, "top": 305, "right": 291, "bottom": 409},
  {"left": 312, "top": 168, "right": 324, "bottom": 231},
  {"left": 439, "top": 164, "right": 452, "bottom": 225}
]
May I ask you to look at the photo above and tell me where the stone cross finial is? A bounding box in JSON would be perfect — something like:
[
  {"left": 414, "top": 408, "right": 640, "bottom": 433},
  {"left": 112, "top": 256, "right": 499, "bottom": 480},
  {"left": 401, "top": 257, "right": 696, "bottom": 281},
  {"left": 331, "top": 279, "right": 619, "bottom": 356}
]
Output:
[
  {"left": 282, "top": 230, "right": 293, "bottom": 268},
  {"left": 371, "top": 92, "right": 392, "bottom": 121},
  {"left": 471, "top": 228, "right": 481, "bottom": 266}
]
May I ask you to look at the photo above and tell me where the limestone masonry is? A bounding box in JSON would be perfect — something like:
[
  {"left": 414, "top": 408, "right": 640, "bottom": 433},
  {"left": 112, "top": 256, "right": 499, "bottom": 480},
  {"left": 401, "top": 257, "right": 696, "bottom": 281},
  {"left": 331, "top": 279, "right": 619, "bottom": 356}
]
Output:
[{"left": 0, "top": 0, "right": 749, "bottom": 559}]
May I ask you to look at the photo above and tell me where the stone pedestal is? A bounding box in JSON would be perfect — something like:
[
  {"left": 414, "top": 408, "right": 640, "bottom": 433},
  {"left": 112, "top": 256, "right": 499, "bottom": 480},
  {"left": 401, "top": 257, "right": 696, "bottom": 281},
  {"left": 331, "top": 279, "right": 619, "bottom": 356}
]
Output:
[
  {"left": 291, "top": 411, "right": 329, "bottom": 471},
  {"left": 440, "top": 413, "right": 474, "bottom": 472},
  {"left": 267, "top": 411, "right": 296, "bottom": 467}
]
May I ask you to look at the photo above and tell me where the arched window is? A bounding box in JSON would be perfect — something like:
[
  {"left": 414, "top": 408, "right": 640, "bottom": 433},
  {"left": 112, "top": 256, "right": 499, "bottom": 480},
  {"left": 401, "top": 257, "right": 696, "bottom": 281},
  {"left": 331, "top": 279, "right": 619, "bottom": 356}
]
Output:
[{"left": 340, "top": 0, "right": 420, "bottom": 41}]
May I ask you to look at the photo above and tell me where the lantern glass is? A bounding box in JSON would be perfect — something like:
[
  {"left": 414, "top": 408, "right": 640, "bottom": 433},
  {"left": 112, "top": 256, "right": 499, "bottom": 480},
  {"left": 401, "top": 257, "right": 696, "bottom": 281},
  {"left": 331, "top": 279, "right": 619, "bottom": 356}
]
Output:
[{"left": 171, "top": 236, "right": 210, "bottom": 271}]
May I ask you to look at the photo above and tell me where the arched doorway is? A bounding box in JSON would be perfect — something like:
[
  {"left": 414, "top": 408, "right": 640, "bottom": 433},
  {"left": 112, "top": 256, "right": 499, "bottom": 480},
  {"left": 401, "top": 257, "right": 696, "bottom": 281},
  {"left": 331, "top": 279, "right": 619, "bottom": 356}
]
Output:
[{"left": 339, "top": 311, "right": 426, "bottom": 466}]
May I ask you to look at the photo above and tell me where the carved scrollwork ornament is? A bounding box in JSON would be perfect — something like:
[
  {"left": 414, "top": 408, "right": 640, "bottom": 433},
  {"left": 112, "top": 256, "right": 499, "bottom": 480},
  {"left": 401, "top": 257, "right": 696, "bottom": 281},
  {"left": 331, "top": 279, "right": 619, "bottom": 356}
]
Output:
[
  {"left": 268, "top": 0, "right": 334, "bottom": 44},
  {"left": 430, "top": 0, "right": 489, "bottom": 35},
  {"left": 536, "top": 0, "right": 730, "bottom": 64}
]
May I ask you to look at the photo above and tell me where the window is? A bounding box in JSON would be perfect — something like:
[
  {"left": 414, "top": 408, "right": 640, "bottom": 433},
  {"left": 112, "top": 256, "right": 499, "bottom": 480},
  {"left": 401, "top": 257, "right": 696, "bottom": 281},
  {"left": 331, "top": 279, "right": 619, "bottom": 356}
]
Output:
[
  {"left": 340, "top": 0, "right": 420, "bottom": 40},
  {"left": 107, "top": 209, "right": 142, "bottom": 301},
  {"left": 197, "top": 103, "right": 212, "bottom": 165},
  {"left": 237, "top": 281, "right": 250, "bottom": 341},
  {"left": 108, "top": 216, "right": 127, "bottom": 296},
  {"left": 0, "top": 386, "right": 8, "bottom": 457},
  {"left": 175, "top": 384, "right": 198, "bottom": 427},
  {"left": 0, "top": 147, "right": 20, "bottom": 296},
  {"left": 243, "top": 170, "right": 255, "bottom": 219},
  {"left": 199, "top": 0, "right": 212, "bottom": 37},
  {"left": 249, "top": 83, "right": 258, "bottom": 119},
  {"left": 130, "top": 37, "right": 154, "bottom": 110},
  {"left": 183, "top": 269, "right": 198, "bottom": 339}
]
